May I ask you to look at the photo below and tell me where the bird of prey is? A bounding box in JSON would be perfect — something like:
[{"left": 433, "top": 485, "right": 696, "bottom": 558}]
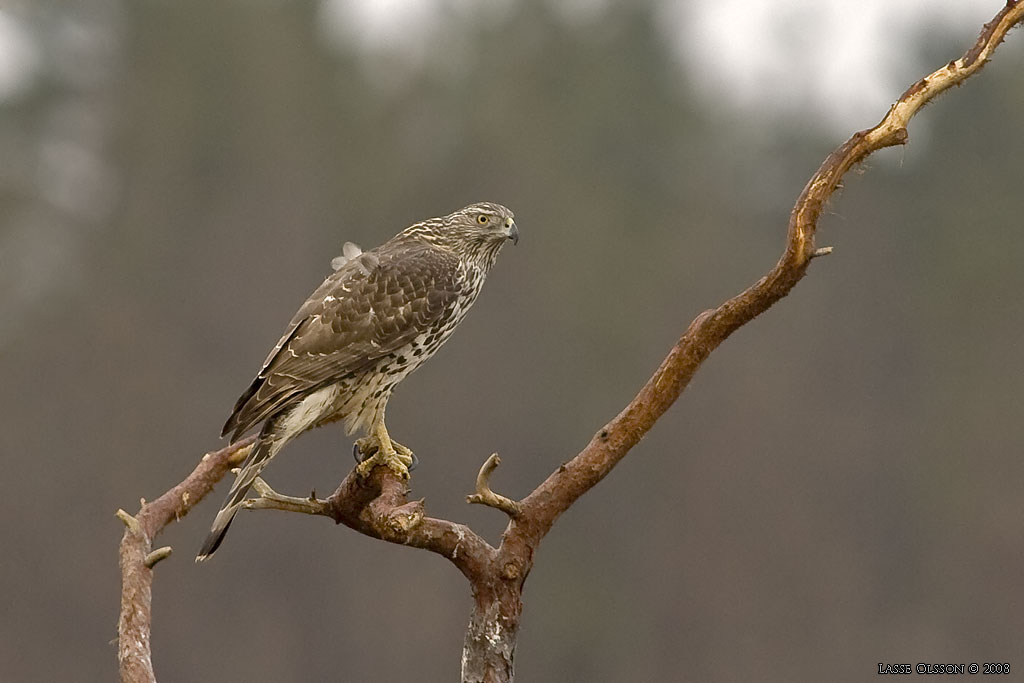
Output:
[{"left": 197, "top": 202, "right": 518, "bottom": 561}]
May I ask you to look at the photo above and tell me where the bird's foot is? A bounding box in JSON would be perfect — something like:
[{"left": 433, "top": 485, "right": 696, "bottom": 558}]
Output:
[
  {"left": 392, "top": 439, "right": 418, "bottom": 471},
  {"left": 353, "top": 437, "right": 418, "bottom": 471},
  {"left": 353, "top": 434, "right": 414, "bottom": 480}
]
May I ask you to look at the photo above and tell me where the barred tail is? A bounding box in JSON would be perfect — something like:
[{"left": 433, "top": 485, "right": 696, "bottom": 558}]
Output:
[{"left": 196, "top": 428, "right": 280, "bottom": 562}]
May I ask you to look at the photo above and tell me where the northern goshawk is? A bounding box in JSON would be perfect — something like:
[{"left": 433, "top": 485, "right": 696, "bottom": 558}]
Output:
[{"left": 197, "top": 202, "right": 518, "bottom": 560}]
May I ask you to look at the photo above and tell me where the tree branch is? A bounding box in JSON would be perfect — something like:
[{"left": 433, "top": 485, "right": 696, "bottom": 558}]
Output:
[
  {"left": 117, "top": 4, "right": 1024, "bottom": 682},
  {"left": 117, "top": 436, "right": 254, "bottom": 683},
  {"left": 505, "top": 0, "right": 1024, "bottom": 554},
  {"left": 241, "top": 466, "right": 496, "bottom": 580}
]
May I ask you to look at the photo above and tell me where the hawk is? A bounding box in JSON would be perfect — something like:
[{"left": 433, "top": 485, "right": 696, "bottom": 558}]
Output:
[{"left": 197, "top": 202, "right": 518, "bottom": 561}]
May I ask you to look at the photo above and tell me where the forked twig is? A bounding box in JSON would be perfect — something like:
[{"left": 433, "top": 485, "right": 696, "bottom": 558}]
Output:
[{"left": 466, "top": 454, "right": 522, "bottom": 518}]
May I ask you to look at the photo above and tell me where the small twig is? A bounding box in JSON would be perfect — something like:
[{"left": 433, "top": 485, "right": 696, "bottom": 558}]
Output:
[
  {"left": 116, "top": 508, "right": 142, "bottom": 534},
  {"left": 242, "top": 477, "right": 331, "bottom": 516},
  {"left": 466, "top": 454, "right": 521, "bottom": 518},
  {"left": 144, "top": 547, "right": 173, "bottom": 568},
  {"left": 811, "top": 246, "right": 834, "bottom": 258}
]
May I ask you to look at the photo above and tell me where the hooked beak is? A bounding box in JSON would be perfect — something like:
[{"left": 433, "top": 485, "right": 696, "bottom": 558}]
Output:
[{"left": 506, "top": 221, "right": 519, "bottom": 246}]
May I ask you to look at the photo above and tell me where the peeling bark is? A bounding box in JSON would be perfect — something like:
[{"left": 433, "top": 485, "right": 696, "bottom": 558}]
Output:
[{"left": 462, "top": 581, "right": 522, "bottom": 683}]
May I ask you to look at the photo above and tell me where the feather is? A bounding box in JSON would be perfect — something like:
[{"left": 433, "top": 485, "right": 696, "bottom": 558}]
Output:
[
  {"left": 331, "top": 241, "right": 363, "bottom": 271},
  {"left": 197, "top": 425, "right": 281, "bottom": 561}
]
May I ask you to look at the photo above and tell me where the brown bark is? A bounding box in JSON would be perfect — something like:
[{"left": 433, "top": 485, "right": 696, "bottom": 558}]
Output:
[
  {"left": 462, "top": 580, "right": 521, "bottom": 683},
  {"left": 117, "top": 4, "right": 1024, "bottom": 681},
  {"left": 116, "top": 436, "right": 255, "bottom": 683}
]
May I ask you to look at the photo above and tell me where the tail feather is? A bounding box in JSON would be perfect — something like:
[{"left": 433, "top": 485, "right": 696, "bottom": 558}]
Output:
[{"left": 196, "top": 432, "right": 279, "bottom": 561}]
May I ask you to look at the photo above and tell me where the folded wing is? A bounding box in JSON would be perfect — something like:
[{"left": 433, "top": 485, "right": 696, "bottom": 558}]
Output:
[{"left": 222, "top": 240, "right": 463, "bottom": 441}]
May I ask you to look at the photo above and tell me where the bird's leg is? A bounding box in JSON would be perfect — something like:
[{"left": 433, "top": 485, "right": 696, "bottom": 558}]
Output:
[{"left": 354, "top": 419, "right": 414, "bottom": 479}]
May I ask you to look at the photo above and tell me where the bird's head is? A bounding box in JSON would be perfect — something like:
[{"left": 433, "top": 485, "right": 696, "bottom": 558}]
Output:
[{"left": 411, "top": 202, "right": 518, "bottom": 268}]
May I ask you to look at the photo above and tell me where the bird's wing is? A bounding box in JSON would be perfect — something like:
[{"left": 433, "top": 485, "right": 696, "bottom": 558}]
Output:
[{"left": 222, "top": 240, "right": 463, "bottom": 440}]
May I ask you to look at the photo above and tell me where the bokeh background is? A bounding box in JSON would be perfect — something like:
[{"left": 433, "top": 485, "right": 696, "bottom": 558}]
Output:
[{"left": 2, "top": 1, "right": 1022, "bottom": 681}]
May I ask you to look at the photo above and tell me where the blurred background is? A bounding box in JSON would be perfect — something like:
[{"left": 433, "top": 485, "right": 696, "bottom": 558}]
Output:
[{"left": 1, "top": 0, "right": 1022, "bottom": 680}]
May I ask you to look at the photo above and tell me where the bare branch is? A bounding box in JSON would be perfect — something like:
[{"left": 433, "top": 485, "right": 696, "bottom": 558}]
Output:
[
  {"left": 238, "top": 462, "right": 496, "bottom": 579},
  {"left": 324, "top": 467, "right": 496, "bottom": 580},
  {"left": 117, "top": 436, "right": 255, "bottom": 683},
  {"left": 506, "top": 0, "right": 1024, "bottom": 554},
  {"left": 467, "top": 454, "right": 521, "bottom": 518}
]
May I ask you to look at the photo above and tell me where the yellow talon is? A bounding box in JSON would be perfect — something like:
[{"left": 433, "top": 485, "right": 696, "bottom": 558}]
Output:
[{"left": 354, "top": 420, "right": 413, "bottom": 479}]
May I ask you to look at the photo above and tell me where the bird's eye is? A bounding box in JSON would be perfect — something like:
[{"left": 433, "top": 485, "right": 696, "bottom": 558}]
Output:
[{"left": 477, "top": 215, "right": 489, "bottom": 225}]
